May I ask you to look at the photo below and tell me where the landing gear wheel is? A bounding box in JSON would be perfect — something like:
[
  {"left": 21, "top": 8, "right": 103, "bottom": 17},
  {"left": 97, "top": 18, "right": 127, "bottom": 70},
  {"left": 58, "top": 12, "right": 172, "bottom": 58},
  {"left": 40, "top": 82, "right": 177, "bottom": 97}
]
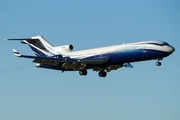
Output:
[
  {"left": 156, "top": 61, "right": 161, "bottom": 66},
  {"left": 83, "top": 70, "right": 87, "bottom": 75},
  {"left": 79, "top": 69, "right": 87, "bottom": 76},
  {"left": 98, "top": 71, "right": 107, "bottom": 77}
]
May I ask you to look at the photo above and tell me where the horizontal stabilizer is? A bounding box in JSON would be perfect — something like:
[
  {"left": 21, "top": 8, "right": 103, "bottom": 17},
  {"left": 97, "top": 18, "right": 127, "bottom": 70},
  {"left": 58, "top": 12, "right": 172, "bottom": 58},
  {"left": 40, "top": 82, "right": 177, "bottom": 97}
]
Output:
[
  {"left": 13, "top": 49, "right": 22, "bottom": 57},
  {"left": 5, "top": 38, "right": 39, "bottom": 41}
]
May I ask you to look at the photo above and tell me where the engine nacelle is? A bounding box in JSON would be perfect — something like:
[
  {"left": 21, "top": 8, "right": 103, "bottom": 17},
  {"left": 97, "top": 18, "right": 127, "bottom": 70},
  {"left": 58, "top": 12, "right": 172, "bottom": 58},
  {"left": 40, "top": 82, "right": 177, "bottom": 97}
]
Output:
[{"left": 54, "top": 44, "right": 73, "bottom": 52}]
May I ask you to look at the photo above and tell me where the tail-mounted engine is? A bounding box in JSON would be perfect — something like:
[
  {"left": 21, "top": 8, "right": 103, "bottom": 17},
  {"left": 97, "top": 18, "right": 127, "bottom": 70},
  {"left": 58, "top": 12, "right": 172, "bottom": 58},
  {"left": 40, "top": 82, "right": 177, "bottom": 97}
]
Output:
[{"left": 54, "top": 44, "right": 73, "bottom": 52}]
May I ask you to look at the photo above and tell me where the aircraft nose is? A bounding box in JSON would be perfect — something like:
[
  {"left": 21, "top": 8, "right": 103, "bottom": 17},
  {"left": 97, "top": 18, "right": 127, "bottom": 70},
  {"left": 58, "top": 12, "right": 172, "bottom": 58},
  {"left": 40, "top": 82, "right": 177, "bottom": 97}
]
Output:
[{"left": 169, "top": 45, "right": 175, "bottom": 53}]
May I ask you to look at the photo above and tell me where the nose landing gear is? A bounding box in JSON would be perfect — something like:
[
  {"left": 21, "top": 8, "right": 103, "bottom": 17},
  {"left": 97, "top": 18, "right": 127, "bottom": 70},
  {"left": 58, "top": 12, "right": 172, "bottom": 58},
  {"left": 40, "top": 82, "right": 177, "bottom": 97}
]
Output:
[
  {"left": 156, "top": 61, "right": 161, "bottom": 66},
  {"left": 155, "top": 58, "right": 162, "bottom": 66}
]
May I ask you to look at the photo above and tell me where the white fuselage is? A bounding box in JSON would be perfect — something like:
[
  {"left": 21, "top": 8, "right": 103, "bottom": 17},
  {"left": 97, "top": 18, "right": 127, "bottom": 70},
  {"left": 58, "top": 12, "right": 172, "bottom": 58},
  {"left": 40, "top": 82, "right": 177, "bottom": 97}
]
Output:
[{"left": 56, "top": 41, "right": 174, "bottom": 61}]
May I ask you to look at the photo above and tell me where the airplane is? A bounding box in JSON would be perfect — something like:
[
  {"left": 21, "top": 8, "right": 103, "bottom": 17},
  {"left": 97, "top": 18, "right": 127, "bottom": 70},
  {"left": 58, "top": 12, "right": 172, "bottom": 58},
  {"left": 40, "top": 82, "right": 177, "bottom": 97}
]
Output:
[{"left": 6, "top": 36, "right": 175, "bottom": 77}]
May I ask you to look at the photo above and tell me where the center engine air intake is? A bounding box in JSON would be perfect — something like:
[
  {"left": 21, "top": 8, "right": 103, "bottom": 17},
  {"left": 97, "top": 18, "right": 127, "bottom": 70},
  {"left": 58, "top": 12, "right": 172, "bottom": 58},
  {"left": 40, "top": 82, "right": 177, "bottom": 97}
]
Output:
[{"left": 54, "top": 44, "right": 73, "bottom": 52}]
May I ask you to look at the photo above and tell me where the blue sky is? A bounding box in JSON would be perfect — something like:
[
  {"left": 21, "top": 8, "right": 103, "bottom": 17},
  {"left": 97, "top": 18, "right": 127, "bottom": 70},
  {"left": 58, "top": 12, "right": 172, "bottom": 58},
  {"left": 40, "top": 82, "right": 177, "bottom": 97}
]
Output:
[{"left": 0, "top": 0, "right": 180, "bottom": 120}]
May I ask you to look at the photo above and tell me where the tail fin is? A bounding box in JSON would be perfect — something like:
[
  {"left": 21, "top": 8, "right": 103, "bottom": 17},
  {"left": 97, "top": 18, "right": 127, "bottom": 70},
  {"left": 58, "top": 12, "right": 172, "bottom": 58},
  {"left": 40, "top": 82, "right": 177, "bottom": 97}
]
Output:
[
  {"left": 7, "top": 36, "right": 56, "bottom": 57},
  {"left": 30, "top": 36, "right": 54, "bottom": 50},
  {"left": 26, "top": 36, "right": 55, "bottom": 57},
  {"left": 6, "top": 36, "right": 63, "bottom": 57}
]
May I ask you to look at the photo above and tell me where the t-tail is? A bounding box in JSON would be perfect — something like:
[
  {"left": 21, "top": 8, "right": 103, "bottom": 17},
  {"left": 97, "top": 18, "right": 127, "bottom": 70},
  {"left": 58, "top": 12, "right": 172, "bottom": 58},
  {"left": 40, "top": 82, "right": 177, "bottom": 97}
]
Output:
[
  {"left": 6, "top": 36, "right": 54, "bottom": 57},
  {"left": 6, "top": 36, "right": 73, "bottom": 58}
]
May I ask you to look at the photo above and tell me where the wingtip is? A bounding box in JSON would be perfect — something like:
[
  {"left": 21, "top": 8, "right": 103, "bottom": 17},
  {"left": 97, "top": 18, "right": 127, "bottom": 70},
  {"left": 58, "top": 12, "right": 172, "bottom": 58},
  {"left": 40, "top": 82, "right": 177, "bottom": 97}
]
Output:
[{"left": 13, "top": 49, "right": 21, "bottom": 57}]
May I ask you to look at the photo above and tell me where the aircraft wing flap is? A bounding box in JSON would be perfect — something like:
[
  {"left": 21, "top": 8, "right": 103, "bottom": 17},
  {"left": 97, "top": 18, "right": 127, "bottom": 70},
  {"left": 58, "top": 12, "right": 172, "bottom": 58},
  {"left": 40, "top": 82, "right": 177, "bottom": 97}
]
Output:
[
  {"left": 33, "top": 59, "right": 60, "bottom": 66},
  {"left": 93, "top": 64, "right": 123, "bottom": 72},
  {"left": 62, "top": 62, "right": 81, "bottom": 69},
  {"left": 93, "top": 63, "right": 133, "bottom": 72},
  {"left": 78, "top": 58, "right": 108, "bottom": 63},
  {"left": 62, "top": 62, "right": 98, "bottom": 70}
]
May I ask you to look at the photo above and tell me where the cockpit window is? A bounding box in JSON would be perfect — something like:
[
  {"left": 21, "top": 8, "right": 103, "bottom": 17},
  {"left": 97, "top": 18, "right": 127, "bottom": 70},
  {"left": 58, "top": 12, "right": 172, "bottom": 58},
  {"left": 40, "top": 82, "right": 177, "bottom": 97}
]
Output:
[
  {"left": 149, "top": 43, "right": 163, "bottom": 46},
  {"left": 149, "top": 42, "right": 169, "bottom": 46},
  {"left": 163, "top": 42, "right": 169, "bottom": 46}
]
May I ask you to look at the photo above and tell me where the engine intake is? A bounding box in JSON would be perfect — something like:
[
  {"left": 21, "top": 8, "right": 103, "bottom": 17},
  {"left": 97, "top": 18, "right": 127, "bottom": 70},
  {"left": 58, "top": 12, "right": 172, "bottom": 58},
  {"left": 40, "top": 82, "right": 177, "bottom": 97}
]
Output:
[{"left": 54, "top": 44, "right": 73, "bottom": 52}]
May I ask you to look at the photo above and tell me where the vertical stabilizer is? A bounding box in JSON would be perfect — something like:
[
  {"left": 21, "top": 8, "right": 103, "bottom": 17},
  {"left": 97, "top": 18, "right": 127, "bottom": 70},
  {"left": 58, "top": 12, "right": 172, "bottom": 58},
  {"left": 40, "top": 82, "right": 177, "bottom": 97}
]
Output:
[
  {"left": 6, "top": 36, "right": 58, "bottom": 57},
  {"left": 22, "top": 36, "right": 55, "bottom": 57},
  {"left": 31, "top": 36, "right": 54, "bottom": 50}
]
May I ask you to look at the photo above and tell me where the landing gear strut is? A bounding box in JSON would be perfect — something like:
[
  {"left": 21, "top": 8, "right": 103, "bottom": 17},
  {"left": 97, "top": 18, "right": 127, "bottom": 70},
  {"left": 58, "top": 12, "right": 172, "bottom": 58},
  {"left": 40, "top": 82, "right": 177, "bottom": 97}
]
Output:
[
  {"left": 79, "top": 69, "right": 87, "bottom": 76},
  {"left": 98, "top": 71, "right": 107, "bottom": 77}
]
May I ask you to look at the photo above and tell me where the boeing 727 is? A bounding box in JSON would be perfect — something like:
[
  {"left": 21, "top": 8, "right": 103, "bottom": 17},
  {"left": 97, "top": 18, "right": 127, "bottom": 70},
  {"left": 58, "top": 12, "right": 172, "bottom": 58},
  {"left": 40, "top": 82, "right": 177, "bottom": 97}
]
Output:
[{"left": 7, "top": 36, "right": 175, "bottom": 77}]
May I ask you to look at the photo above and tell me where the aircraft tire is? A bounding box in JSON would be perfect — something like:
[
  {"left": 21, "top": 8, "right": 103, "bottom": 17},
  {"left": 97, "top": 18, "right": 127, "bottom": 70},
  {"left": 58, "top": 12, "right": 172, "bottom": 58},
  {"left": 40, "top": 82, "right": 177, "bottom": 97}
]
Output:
[
  {"left": 98, "top": 71, "right": 107, "bottom": 77},
  {"left": 79, "top": 69, "right": 87, "bottom": 76},
  {"left": 156, "top": 61, "right": 161, "bottom": 66},
  {"left": 83, "top": 70, "right": 87, "bottom": 75}
]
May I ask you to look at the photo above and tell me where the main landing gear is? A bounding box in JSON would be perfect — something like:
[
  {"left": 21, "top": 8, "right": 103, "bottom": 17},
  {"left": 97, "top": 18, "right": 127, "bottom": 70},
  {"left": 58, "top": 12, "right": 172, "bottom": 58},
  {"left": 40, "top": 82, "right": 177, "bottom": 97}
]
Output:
[
  {"left": 79, "top": 69, "right": 107, "bottom": 77},
  {"left": 98, "top": 71, "right": 107, "bottom": 77},
  {"left": 79, "top": 69, "right": 87, "bottom": 76}
]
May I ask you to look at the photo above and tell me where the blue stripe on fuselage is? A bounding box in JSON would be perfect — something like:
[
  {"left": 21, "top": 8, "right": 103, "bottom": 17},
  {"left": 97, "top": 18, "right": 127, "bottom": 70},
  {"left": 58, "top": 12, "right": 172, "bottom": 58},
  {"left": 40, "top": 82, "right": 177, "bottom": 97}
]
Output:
[
  {"left": 109, "top": 49, "right": 170, "bottom": 63},
  {"left": 82, "top": 49, "right": 171, "bottom": 64}
]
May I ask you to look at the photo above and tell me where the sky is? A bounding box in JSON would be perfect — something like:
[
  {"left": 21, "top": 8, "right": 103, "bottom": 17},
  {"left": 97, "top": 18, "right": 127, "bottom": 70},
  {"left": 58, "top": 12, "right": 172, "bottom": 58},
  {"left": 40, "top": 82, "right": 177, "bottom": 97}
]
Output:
[{"left": 0, "top": 0, "right": 180, "bottom": 120}]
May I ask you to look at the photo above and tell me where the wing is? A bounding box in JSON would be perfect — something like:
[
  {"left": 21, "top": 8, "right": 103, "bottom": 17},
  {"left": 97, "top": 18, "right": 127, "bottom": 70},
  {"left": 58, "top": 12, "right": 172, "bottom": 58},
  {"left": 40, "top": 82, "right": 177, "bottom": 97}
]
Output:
[
  {"left": 13, "top": 49, "right": 108, "bottom": 67},
  {"left": 13, "top": 49, "right": 133, "bottom": 71}
]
